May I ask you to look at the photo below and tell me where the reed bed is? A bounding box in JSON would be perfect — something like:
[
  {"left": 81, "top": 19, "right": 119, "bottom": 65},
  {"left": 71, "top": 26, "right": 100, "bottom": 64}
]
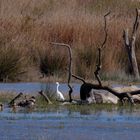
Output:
[{"left": 0, "top": 0, "right": 140, "bottom": 82}]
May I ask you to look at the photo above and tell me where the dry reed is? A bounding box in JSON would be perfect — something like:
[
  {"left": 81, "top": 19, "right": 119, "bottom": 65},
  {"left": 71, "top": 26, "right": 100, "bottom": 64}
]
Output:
[{"left": 0, "top": 0, "right": 140, "bottom": 81}]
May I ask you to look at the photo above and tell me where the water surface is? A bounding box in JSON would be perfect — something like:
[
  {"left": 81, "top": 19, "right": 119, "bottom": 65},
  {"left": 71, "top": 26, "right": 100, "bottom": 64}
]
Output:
[
  {"left": 0, "top": 106, "right": 140, "bottom": 140},
  {"left": 0, "top": 82, "right": 80, "bottom": 95},
  {"left": 0, "top": 83, "right": 140, "bottom": 140}
]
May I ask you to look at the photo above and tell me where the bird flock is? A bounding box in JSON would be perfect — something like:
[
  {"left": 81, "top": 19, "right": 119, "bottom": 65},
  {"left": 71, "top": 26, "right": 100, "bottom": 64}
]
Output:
[{"left": 0, "top": 82, "right": 65, "bottom": 111}]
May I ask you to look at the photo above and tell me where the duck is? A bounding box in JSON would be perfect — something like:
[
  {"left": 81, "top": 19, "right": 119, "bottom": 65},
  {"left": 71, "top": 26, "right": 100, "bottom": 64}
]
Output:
[
  {"left": 17, "top": 96, "right": 36, "bottom": 108},
  {"left": 56, "top": 82, "right": 65, "bottom": 101}
]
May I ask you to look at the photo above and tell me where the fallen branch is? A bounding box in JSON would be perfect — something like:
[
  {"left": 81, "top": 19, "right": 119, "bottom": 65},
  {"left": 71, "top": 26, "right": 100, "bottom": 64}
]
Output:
[
  {"left": 8, "top": 92, "right": 23, "bottom": 106},
  {"left": 72, "top": 74, "right": 86, "bottom": 84},
  {"left": 72, "top": 75, "right": 136, "bottom": 105},
  {"left": 38, "top": 90, "right": 52, "bottom": 104}
]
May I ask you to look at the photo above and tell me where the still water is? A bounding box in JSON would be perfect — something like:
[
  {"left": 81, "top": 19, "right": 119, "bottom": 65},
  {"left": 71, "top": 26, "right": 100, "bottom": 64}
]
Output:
[
  {"left": 0, "top": 82, "right": 80, "bottom": 95},
  {"left": 0, "top": 83, "right": 140, "bottom": 140},
  {"left": 0, "top": 106, "right": 140, "bottom": 140}
]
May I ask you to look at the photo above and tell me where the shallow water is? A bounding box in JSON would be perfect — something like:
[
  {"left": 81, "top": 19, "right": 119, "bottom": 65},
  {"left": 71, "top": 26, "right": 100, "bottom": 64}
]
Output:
[
  {"left": 0, "top": 106, "right": 140, "bottom": 140},
  {"left": 0, "top": 83, "right": 140, "bottom": 140},
  {"left": 0, "top": 82, "right": 81, "bottom": 95},
  {"left": 0, "top": 82, "right": 133, "bottom": 95}
]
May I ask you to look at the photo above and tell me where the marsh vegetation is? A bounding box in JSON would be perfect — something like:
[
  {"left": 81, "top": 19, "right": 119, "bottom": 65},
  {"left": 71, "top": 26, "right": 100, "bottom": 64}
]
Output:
[
  {"left": 1, "top": 1, "right": 140, "bottom": 139},
  {"left": 0, "top": 0, "right": 140, "bottom": 82}
]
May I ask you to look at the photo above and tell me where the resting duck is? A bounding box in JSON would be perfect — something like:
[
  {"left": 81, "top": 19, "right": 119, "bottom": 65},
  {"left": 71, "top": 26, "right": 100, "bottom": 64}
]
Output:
[{"left": 17, "top": 96, "right": 36, "bottom": 108}]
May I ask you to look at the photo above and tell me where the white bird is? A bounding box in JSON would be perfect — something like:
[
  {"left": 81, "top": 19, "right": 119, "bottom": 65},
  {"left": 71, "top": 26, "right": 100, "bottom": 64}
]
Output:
[{"left": 56, "top": 82, "right": 65, "bottom": 101}]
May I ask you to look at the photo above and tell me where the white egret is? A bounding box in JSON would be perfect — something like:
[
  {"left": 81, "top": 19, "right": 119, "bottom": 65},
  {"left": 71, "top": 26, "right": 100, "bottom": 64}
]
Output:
[{"left": 56, "top": 82, "right": 65, "bottom": 101}]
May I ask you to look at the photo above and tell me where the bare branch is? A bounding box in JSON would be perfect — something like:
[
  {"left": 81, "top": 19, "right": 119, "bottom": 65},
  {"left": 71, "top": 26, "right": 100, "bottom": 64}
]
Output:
[
  {"left": 132, "top": 8, "right": 140, "bottom": 36},
  {"left": 73, "top": 74, "right": 136, "bottom": 105},
  {"left": 101, "top": 11, "right": 110, "bottom": 49},
  {"left": 38, "top": 90, "right": 52, "bottom": 104},
  {"left": 51, "top": 42, "right": 73, "bottom": 102},
  {"left": 94, "top": 12, "right": 110, "bottom": 85},
  {"left": 9, "top": 92, "right": 23, "bottom": 106},
  {"left": 72, "top": 74, "right": 86, "bottom": 84},
  {"left": 51, "top": 42, "right": 70, "bottom": 49},
  {"left": 94, "top": 48, "right": 102, "bottom": 86}
]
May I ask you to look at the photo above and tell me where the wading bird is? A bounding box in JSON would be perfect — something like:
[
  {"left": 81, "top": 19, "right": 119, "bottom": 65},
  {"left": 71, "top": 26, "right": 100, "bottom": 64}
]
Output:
[{"left": 56, "top": 82, "right": 65, "bottom": 101}]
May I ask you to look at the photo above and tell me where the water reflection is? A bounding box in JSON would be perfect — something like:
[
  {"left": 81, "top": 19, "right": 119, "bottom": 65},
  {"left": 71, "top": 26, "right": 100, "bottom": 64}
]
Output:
[
  {"left": 0, "top": 105, "right": 139, "bottom": 122},
  {"left": 0, "top": 105, "right": 140, "bottom": 140}
]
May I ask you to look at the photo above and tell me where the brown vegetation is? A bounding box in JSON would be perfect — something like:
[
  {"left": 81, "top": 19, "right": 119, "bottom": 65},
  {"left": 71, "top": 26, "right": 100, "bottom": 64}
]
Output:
[{"left": 0, "top": 0, "right": 140, "bottom": 81}]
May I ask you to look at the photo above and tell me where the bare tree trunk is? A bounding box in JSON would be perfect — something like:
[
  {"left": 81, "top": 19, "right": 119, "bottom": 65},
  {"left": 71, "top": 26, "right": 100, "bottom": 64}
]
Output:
[
  {"left": 51, "top": 43, "right": 73, "bottom": 102},
  {"left": 123, "top": 9, "right": 140, "bottom": 79}
]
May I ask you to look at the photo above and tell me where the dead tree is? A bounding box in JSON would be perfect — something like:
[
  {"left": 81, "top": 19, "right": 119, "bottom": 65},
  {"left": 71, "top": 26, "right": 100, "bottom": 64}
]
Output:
[
  {"left": 72, "top": 74, "right": 137, "bottom": 105},
  {"left": 51, "top": 43, "right": 73, "bottom": 102},
  {"left": 94, "top": 12, "right": 110, "bottom": 86},
  {"left": 72, "top": 12, "right": 140, "bottom": 105},
  {"left": 123, "top": 9, "right": 140, "bottom": 79}
]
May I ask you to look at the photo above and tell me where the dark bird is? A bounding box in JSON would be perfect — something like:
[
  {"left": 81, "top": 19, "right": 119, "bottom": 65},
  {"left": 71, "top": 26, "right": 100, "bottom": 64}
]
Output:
[{"left": 17, "top": 96, "right": 36, "bottom": 107}]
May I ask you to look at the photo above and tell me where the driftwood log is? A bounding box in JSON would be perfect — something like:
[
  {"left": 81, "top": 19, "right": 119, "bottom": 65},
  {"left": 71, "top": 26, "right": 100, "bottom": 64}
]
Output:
[
  {"left": 72, "top": 74, "right": 140, "bottom": 105},
  {"left": 123, "top": 8, "right": 140, "bottom": 79}
]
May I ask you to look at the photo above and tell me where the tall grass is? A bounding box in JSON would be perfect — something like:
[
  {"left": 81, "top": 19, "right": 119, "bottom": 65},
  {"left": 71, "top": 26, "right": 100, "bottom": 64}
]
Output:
[
  {"left": 0, "top": 0, "right": 140, "bottom": 81},
  {"left": 38, "top": 46, "right": 68, "bottom": 76},
  {"left": 0, "top": 46, "right": 26, "bottom": 82}
]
